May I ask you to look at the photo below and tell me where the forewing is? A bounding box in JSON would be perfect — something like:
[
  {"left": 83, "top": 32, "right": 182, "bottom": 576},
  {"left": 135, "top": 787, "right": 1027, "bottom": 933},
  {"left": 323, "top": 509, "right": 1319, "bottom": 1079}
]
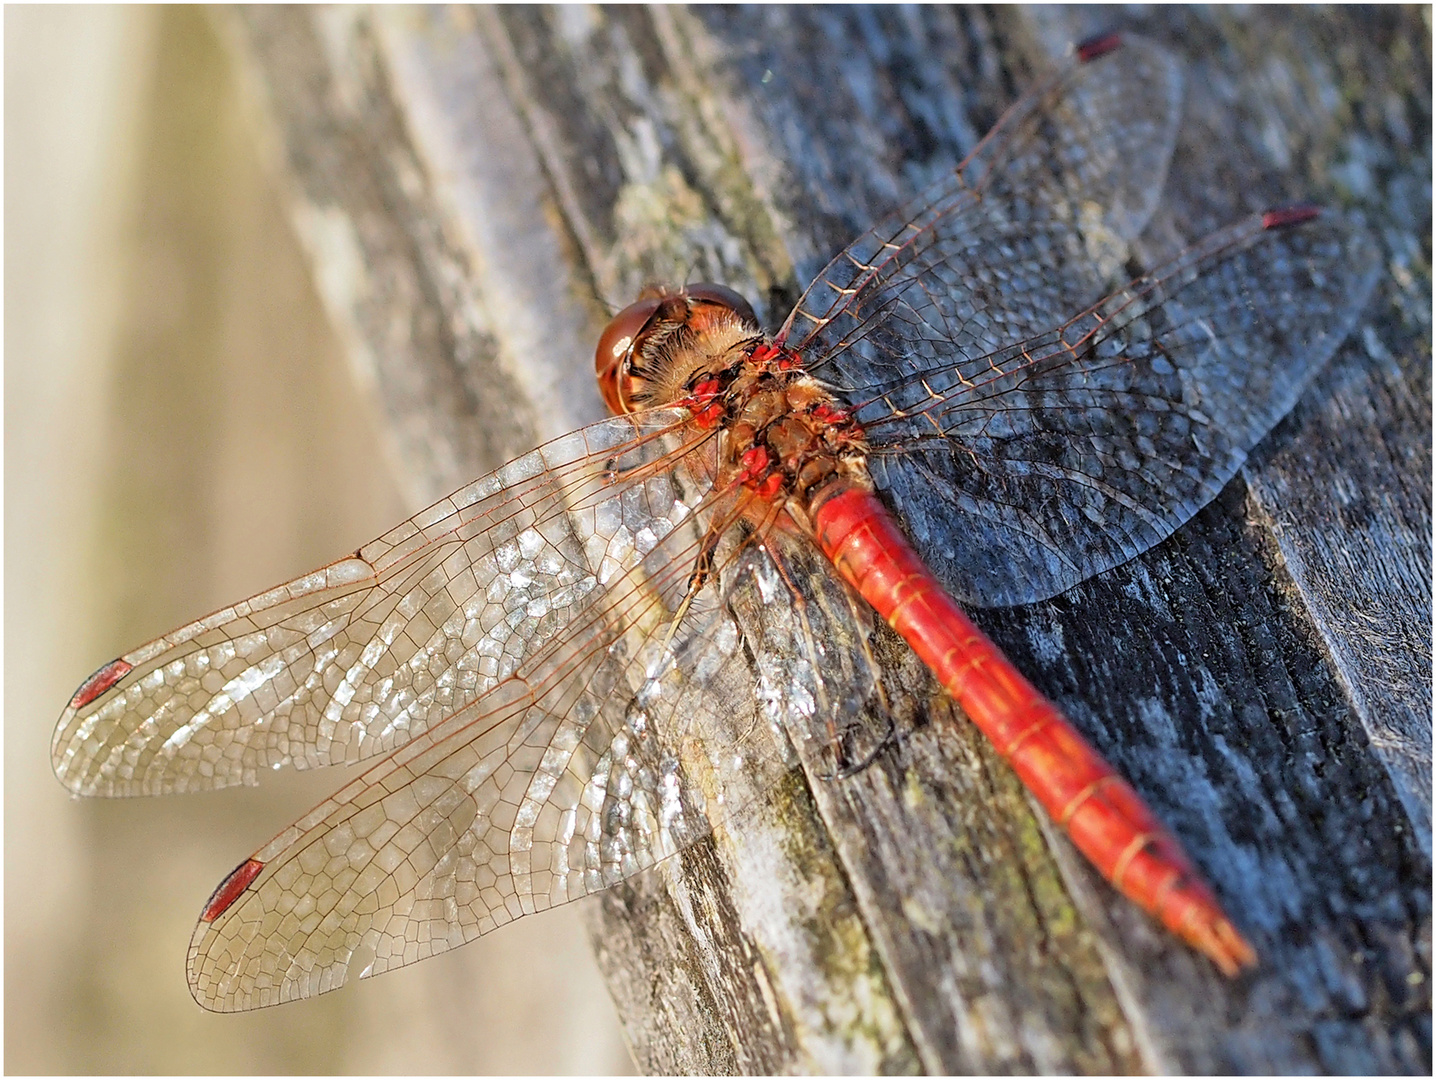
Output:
[
  {"left": 779, "top": 35, "right": 1182, "bottom": 383},
  {"left": 55, "top": 412, "right": 706, "bottom": 796},
  {"left": 184, "top": 417, "right": 803, "bottom": 1011},
  {"left": 862, "top": 211, "right": 1382, "bottom": 606}
]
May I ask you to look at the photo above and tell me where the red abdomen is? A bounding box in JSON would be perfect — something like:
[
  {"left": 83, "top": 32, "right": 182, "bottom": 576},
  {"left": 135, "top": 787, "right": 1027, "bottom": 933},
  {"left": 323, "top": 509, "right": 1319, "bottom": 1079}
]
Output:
[{"left": 813, "top": 485, "right": 1255, "bottom": 975}]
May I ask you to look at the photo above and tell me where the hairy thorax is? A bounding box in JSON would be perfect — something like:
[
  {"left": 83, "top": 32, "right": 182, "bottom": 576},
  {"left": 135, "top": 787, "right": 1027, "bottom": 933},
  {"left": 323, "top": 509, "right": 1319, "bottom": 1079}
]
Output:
[{"left": 595, "top": 284, "right": 871, "bottom": 533}]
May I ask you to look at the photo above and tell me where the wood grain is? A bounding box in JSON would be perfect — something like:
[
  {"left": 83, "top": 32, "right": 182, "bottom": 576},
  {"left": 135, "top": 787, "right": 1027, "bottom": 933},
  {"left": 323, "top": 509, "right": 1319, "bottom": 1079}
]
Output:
[{"left": 224, "top": 5, "right": 1430, "bottom": 1073}]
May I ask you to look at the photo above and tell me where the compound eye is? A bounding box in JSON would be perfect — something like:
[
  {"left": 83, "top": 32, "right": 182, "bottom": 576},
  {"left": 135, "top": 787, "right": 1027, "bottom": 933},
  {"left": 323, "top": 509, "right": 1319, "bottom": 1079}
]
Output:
[
  {"left": 683, "top": 282, "right": 759, "bottom": 330},
  {"left": 595, "top": 296, "right": 662, "bottom": 415}
]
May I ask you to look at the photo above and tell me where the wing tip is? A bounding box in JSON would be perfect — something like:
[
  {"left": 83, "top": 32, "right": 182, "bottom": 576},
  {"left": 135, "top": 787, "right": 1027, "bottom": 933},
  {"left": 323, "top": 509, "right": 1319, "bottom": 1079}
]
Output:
[
  {"left": 200, "top": 857, "right": 265, "bottom": 922},
  {"left": 68, "top": 657, "right": 133, "bottom": 710},
  {"left": 1076, "top": 31, "right": 1124, "bottom": 64},
  {"left": 1262, "top": 203, "right": 1323, "bottom": 230}
]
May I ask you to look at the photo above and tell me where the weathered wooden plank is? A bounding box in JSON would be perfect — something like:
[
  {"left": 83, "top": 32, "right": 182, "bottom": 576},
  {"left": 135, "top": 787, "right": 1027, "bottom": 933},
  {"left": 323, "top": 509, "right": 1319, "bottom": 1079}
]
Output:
[
  {"left": 224, "top": 4, "right": 1430, "bottom": 1073},
  {"left": 223, "top": 6, "right": 543, "bottom": 507}
]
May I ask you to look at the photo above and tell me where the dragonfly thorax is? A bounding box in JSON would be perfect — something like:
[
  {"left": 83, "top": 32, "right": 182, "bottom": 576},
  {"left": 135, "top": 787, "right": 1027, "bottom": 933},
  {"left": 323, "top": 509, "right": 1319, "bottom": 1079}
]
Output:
[
  {"left": 709, "top": 350, "right": 871, "bottom": 531},
  {"left": 597, "top": 283, "right": 872, "bottom": 531}
]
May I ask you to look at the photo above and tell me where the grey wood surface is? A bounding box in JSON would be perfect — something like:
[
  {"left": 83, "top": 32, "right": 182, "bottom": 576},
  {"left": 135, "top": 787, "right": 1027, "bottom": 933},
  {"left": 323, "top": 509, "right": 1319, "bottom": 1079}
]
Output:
[{"left": 224, "top": 5, "right": 1430, "bottom": 1073}]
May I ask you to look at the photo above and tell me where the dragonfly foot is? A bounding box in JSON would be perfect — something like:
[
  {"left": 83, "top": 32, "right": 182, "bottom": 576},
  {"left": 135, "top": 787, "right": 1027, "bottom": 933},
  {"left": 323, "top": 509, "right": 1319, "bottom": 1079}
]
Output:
[{"left": 821, "top": 707, "right": 900, "bottom": 781}]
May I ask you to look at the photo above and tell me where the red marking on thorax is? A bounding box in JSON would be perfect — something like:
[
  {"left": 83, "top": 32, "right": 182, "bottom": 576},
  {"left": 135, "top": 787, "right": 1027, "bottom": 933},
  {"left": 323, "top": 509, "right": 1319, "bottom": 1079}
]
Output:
[
  {"left": 735, "top": 445, "right": 784, "bottom": 498},
  {"left": 70, "top": 658, "right": 134, "bottom": 709},
  {"left": 752, "top": 474, "right": 784, "bottom": 499},
  {"left": 691, "top": 377, "right": 723, "bottom": 399},
  {"left": 202, "top": 858, "right": 265, "bottom": 922},
  {"left": 693, "top": 403, "right": 726, "bottom": 428},
  {"left": 738, "top": 445, "right": 770, "bottom": 479},
  {"left": 682, "top": 377, "right": 728, "bottom": 428},
  {"left": 811, "top": 402, "right": 853, "bottom": 427}
]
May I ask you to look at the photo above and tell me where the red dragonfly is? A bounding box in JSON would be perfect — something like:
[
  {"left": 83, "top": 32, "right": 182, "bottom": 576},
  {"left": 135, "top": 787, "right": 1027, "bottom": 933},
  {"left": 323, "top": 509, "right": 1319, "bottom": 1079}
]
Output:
[{"left": 53, "top": 34, "right": 1378, "bottom": 1011}]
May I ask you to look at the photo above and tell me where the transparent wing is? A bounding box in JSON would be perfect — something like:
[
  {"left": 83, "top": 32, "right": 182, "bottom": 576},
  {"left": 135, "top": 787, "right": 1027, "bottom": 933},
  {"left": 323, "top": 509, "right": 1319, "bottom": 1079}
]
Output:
[
  {"left": 187, "top": 550, "right": 798, "bottom": 1012},
  {"left": 775, "top": 35, "right": 1380, "bottom": 607},
  {"left": 182, "top": 451, "right": 866, "bottom": 1012},
  {"left": 54, "top": 412, "right": 713, "bottom": 796},
  {"left": 853, "top": 210, "right": 1379, "bottom": 608},
  {"left": 778, "top": 35, "right": 1183, "bottom": 376}
]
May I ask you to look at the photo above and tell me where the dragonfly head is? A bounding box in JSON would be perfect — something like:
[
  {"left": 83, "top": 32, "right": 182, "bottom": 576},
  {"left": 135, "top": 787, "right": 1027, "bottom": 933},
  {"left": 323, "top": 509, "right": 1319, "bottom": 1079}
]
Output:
[{"left": 596, "top": 282, "right": 759, "bottom": 414}]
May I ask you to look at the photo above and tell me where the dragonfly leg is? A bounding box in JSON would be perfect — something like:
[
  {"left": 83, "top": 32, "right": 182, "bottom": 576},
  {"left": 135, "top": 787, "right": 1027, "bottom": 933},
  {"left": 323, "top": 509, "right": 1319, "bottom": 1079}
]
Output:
[{"left": 823, "top": 704, "right": 900, "bottom": 781}]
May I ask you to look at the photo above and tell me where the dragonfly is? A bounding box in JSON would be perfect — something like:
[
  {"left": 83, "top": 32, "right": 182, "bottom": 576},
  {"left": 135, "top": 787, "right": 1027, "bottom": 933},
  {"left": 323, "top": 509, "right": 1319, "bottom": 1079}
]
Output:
[{"left": 53, "top": 33, "right": 1379, "bottom": 1012}]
